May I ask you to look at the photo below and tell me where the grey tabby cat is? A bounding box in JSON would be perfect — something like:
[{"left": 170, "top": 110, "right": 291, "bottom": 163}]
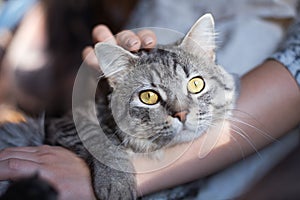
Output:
[{"left": 0, "top": 14, "right": 238, "bottom": 200}]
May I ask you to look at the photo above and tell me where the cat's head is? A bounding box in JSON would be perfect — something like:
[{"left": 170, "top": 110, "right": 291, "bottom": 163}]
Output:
[{"left": 94, "top": 14, "right": 238, "bottom": 153}]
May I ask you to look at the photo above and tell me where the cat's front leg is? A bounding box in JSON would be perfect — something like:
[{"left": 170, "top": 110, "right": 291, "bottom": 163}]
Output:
[
  {"left": 64, "top": 109, "right": 137, "bottom": 199},
  {"left": 90, "top": 157, "right": 137, "bottom": 200}
]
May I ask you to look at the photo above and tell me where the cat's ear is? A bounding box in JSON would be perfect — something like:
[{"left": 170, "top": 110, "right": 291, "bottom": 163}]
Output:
[
  {"left": 94, "top": 43, "right": 138, "bottom": 87},
  {"left": 179, "top": 13, "right": 216, "bottom": 61}
]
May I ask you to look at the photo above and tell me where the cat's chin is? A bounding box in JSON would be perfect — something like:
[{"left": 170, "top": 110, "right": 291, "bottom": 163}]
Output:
[
  {"left": 125, "top": 128, "right": 206, "bottom": 160},
  {"left": 126, "top": 148, "right": 165, "bottom": 160},
  {"left": 168, "top": 127, "right": 206, "bottom": 147},
  {"left": 121, "top": 121, "right": 208, "bottom": 160}
]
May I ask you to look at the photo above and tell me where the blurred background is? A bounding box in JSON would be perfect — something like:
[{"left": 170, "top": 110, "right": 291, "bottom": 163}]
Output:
[
  {"left": 0, "top": 0, "right": 138, "bottom": 115},
  {"left": 0, "top": 0, "right": 299, "bottom": 199}
]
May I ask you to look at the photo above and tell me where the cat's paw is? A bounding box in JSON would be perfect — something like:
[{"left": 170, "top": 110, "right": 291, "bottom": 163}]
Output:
[
  {"left": 91, "top": 159, "right": 137, "bottom": 200},
  {"left": 94, "top": 179, "right": 136, "bottom": 200}
]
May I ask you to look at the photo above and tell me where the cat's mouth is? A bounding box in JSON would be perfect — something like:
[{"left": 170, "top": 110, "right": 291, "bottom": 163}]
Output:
[
  {"left": 181, "top": 126, "right": 197, "bottom": 137},
  {"left": 179, "top": 123, "right": 195, "bottom": 133},
  {"left": 167, "top": 123, "right": 201, "bottom": 145}
]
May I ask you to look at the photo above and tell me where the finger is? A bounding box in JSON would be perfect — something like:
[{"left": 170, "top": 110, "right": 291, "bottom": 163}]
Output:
[
  {"left": 0, "top": 146, "right": 39, "bottom": 153},
  {"left": 92, "top": 24, "right": 116, "bottom": 44},
  {"left": 0, "top": 149, "right": 40, "bottom": 162},
  {"left": 82, "top": 46, "right": 101, "bottom": 72},
  {"left": 0, "top": 158, "right": 40, "bottom": 181},
  {"left": 137, "top": 30, "right": 157, "bottom": 49},
  {"left": 116, "top": 30, "right": 141, "bottom": 51}
]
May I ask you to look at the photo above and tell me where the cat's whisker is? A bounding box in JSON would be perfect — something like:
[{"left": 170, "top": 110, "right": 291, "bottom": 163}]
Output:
[
  {"left": 227, "top": 133, "right": 246, "bottom": 159},
  {"left": 202, "top": 111, "right": 276, "bottom": 144},
  {"left": 149, "top": 133, "right": 162, "bottom": 143},
  {"left": 115, "top": 139, "right": 129, "bottom": 151},
  {"left": 106, "top": 131, "right": 121, "bottom": 142},
  {"left": 225, "top": 116, "right": 277, "bottom": 143},
  {"left": 96, "top": 75, "right": 104, "bottom": 81},
  {"left": 226, "top": 108, "right": 275, "bottom": 139},
  {"left": 207, "top": 121, "right": 247, "bottom": 158},
  {"left": 228, "top": 125, "right": 262, "bottom": 158},
  {"left": 200, "top": 121, "right": 261, "bottom": 158}
]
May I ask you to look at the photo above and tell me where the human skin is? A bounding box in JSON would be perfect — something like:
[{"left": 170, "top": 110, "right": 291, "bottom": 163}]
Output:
[
  {"left": 0, "top": 145, "right": 96, "bottom": 200},
  {"left": 0, "top": 26, "right": 299, "bottom": 199}
]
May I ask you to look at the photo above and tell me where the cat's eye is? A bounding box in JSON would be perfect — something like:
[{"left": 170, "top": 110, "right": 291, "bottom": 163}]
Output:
[
  {"left": 139, "top": 90, "right": 159, "bottom": 105},
  {"left": 187, "top": 77, "right": 205, "bottom": 94}
]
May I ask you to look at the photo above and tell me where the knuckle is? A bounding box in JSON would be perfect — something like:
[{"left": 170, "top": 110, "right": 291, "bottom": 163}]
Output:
[
  {"left": 40, "top": 153, "right": 55, "bottom": 162},
  {"left": 38, "top": 145, "right": 65, "bottom": 160},
  {"left": 138, "top": 30, "right": 156, "bottom": 47},
  {"left": 7, "top": 158, "right": 21, "bottom": 170},
  {"left": 138, "top": 29, "right": 155, "bottom": 37},
  {"left": 38, "top": 145, "right": 52, "bottom": 153},
  {"left": 41, "top": 144, "right": 51, "bottom": 149},
  {"left": 39, "top": 144, "right": 50, "bottom": 151},
  {"left": 117, "top": 30, "right": 135, "bottom": 40}
]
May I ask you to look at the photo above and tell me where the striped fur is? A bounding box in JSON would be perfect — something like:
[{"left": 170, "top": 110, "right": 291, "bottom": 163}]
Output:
[{"left": 96, "top": 46, "right": 238, "bottom": 154}]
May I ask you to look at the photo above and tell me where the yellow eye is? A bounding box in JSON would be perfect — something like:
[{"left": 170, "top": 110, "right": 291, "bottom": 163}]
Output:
[
  {"left": 139, "top": 90, "right": 159, "bottom": 105},
  {"left": 187, "top": 77, "right": 205, "bottom": 94}
]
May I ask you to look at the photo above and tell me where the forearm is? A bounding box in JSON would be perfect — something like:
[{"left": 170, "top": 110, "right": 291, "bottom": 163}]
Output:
[{"left": 134, "top": 60, "right": 300, "bottom": 196}]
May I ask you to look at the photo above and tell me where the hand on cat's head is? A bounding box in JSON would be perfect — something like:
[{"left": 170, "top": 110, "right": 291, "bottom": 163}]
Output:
[{"left": 82, "top": 25, "right": 157, "bottom": 71}]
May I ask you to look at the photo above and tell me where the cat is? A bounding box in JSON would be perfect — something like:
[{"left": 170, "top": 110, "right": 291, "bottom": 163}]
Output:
[{"left": 0, "top": 13, "right": 238, "bottom": 199}]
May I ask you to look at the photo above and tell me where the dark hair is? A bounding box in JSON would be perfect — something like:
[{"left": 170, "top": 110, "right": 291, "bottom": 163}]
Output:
[
  {"left": 38, "top": 0, "right": 138, "bottom": 115},
  {"left": 42, "top": 0, "right": 138, "bottom": 53}
]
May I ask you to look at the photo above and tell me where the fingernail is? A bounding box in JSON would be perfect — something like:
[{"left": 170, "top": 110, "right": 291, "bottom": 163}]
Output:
[
  {"left": 143, "top": 36, "right": 153, "bottom": 46},
  {"left": 127, "top": 38, "right": 139, "bottom": 48}
]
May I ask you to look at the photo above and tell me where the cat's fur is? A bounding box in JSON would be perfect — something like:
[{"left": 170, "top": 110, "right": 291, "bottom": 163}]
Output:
[{"left": 0, "top": 14, "right": 238, "bottom": 199}]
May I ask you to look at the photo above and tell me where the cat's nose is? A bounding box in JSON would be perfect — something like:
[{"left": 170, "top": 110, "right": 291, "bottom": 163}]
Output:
[{"left": 173, "top": 111, "right": 188, "bottom": 123}]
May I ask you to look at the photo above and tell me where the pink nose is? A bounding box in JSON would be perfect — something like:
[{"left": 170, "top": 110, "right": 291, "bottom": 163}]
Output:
[{"left": 173, "top": 111, "right": 188, "bottom": 122}]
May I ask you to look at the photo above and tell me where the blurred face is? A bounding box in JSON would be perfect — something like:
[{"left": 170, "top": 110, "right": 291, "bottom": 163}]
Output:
[{"left": 1, "top": 3, "right": 49, "bottom": 112}]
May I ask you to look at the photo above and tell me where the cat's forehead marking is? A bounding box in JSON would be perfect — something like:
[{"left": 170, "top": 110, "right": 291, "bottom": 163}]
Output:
[
  {"left": 149, "top": 64, "right": 163, "bottom": 85},
  {"left": 138, "top": 49, "right": 193, "bottom": 79}
]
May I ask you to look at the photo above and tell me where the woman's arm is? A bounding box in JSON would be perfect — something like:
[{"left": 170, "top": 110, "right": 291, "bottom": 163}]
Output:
[
  {"left": 0, "top": 145, "right": 96, "bottom": 199},
  {"left": 134, "top": 59, "right": 300, "bottom": 196}
]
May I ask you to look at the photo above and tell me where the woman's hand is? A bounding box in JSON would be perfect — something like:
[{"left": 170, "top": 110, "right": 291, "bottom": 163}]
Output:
[
  {"left": 82, "top": 25, "right": 157, "bottom": 70},
  {"left": 0, "top": 145, "right": 96, "bottom": 200}
]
